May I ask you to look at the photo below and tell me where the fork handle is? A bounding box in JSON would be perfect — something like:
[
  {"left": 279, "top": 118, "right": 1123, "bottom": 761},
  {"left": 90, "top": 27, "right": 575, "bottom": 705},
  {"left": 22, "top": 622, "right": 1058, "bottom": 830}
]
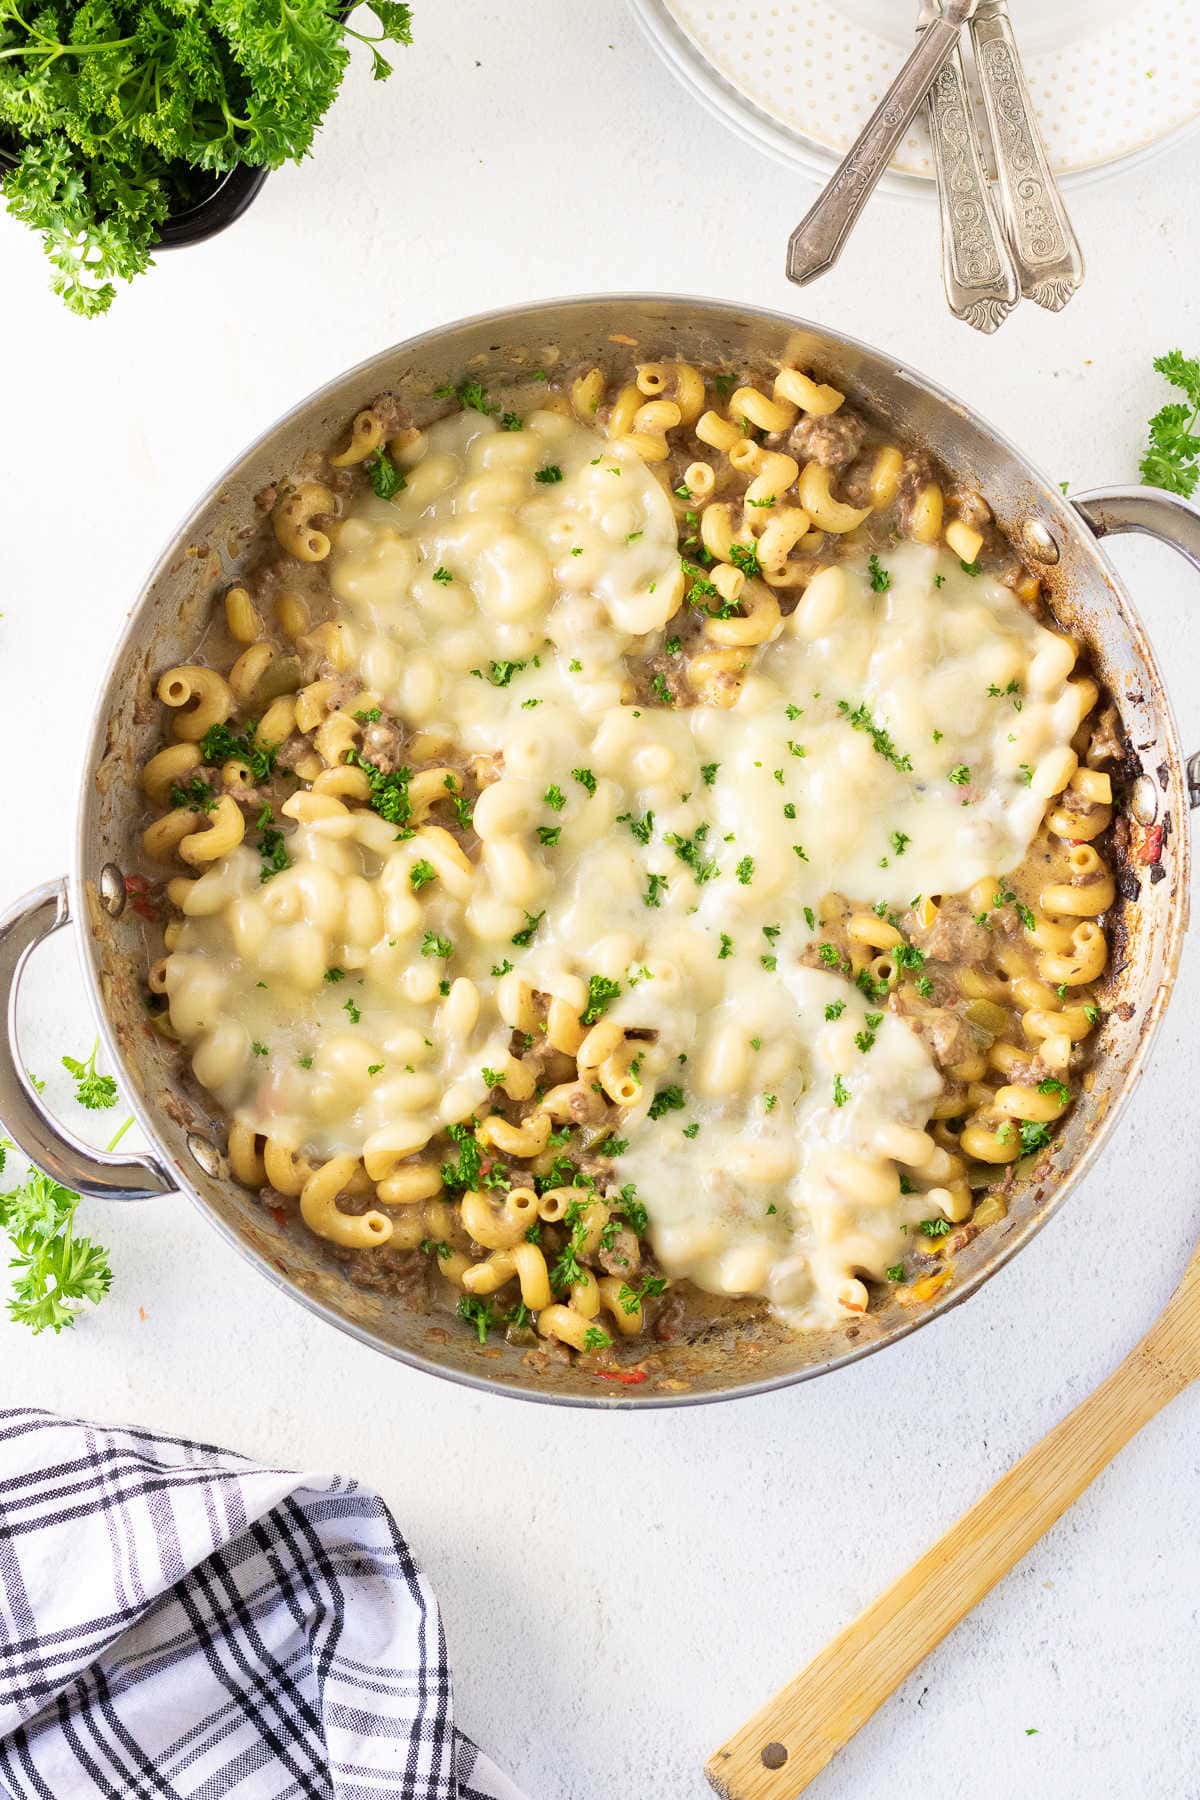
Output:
[
  {"left": 786, "top": 12, "right": 964, "bottom": 286},
  {"left": 926, "top": 47, "right": 1019, "bottom": 332},
  {"left": 705, "top": 1303, "right": 1193, "bottom": 1799},
  {"left": 969, "top": 0, "right": 1084, "bottom": 309}
]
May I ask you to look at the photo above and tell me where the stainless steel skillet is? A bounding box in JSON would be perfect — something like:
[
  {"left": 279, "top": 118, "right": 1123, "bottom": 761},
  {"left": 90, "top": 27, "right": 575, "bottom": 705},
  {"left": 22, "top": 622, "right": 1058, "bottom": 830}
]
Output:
[{"left": 0, "top": 295, "right": 1195, "bottom": 1407}]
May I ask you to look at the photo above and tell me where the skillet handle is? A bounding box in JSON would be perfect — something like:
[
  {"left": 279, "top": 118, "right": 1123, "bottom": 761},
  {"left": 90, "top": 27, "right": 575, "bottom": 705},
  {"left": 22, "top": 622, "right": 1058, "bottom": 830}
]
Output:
[
  {"left": 0, "top": 879, "right": 175, "bottom": 1201},
  {"left": 1073, "top": 483, "right": 1200, "bottom": 810}
]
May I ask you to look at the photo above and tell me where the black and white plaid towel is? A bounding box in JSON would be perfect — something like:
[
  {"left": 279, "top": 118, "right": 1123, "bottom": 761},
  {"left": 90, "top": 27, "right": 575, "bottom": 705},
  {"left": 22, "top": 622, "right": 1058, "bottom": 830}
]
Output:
[{"left": 0, "top": 1409, "right": 528, "bottom": 1800}]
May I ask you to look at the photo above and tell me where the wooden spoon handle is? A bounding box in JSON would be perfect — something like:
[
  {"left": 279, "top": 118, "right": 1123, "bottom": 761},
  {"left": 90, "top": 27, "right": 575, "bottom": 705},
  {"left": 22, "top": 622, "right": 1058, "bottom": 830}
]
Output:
[{"left": 706, "top": 1326, "right": 1190, "bottom": 1799}]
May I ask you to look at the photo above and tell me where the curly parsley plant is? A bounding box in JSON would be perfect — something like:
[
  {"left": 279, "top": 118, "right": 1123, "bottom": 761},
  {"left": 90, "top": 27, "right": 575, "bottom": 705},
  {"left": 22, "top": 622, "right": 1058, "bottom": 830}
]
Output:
[{"left": 0, "top": 0, "right": 414, "bottom": 314}]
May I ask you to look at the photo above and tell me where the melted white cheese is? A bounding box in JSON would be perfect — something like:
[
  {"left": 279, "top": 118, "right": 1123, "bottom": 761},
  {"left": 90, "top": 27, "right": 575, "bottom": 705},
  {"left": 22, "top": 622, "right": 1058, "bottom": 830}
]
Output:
[{"left": 164, "top": 408, "right": 1082, "bottom": 1328}]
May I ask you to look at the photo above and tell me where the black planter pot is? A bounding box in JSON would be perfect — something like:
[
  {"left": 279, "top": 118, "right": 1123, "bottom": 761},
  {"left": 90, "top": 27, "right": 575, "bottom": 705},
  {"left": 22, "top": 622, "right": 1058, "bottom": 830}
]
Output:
[{"left": 155, "top": 162, "right": 270, "bottom": 249}]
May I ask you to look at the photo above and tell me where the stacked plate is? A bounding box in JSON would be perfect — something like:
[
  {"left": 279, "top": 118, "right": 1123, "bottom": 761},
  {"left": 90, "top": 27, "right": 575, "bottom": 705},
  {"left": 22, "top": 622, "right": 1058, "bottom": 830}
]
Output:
[{"left": 629, "top": 0, "right": 1200, "bottom": 193}]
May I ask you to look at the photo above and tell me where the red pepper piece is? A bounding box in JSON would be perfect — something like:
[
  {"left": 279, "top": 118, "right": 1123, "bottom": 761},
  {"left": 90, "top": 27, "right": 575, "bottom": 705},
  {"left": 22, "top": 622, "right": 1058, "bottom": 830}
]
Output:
[{"left": 1139, "top": 824, "right": 1165, "bottom": 865}]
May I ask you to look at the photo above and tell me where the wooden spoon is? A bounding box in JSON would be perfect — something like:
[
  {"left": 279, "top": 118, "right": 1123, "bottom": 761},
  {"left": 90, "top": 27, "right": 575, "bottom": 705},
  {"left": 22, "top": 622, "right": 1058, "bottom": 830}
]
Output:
[{"left": 707, "top": 1242, "right": 1200, "bottom": 1798}]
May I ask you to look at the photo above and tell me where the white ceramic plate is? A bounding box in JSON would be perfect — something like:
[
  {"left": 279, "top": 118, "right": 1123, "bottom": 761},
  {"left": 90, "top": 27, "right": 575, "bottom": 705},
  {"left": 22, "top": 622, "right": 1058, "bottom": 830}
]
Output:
[{"left": 630, "top": 0, "right": 1200, "bottom": 195}]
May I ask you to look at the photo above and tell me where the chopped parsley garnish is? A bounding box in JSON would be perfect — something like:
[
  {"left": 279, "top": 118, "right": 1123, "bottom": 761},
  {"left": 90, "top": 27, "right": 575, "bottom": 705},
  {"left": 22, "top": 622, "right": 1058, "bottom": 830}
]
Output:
[
  {"left": 324, "top": 967, "right": 346, "bottom": 983},
  {"left": 825, "top": 1001, "right": 845, "bottom": 1021},
  {"left": 736, "top": 856, "right": 754, "bottom": 885},
  {"left": 1019, "top": 1119, "right": 1053, "bottom": 1156},
  {"left": 728, "top": 541, "right": 761, "bottom": 580},
  {"left": 618, "top": 809, "right": 655, "bottom": 844},
  {"left": 354, "top": 706, "right": 382, "bottom": 724},
  {"left": 581, "top": 975, "right": 621, "bottom": 1025},
  {"left": 893, "top": 944, "right": 926, "bottom": 970},
  {"left": 855, "top": 967, "right": 888, "bottom": 1003},
  {"left": 666, "top": 824, "right": 719, "bottom": 884},
  {"left": 915, "top": 974, "right": 934, "bottom": 998},
  {"left": 438, "top": 378, "right": 493, "bottom": 415},
  {"left": 169, "top": 776, "right": 217, "bottom": 813},
  {"left": 342, "top": 997, "right": 361, "bottom": 1024},
  {"left": 432, "top": 566, "right": 453, "bottom": 584},
  {"left": 349, "top": 752, "right": 413, "bottom": 828},
  {"left": 457, "top": 1295, "right": 495, "bottom": 1344},
  {"left": 478, "top": 659, "right": 526, "bottom": 687},
  {"left": 410, "top": 859, "right": 436, "bottom": 890},
  {"left": 544, "top": 784, "right": 566, "bottom": 811},
  {"left": 648, "top": 1084, "right": 685, "bottom": 1120},
  {"left": 1018, "top": 763, "right": 1033, "bottom": 786},
  {"left": 651, "top": 673, "right": 675, "bottom": 706},
  {"left": 948, "top": 764, "right": 971, "bottom": 786},
  {"left": 1015, "top": 902, "right": 1036, "bottom": 931},
  {"left": 960, "top": 559, "right": 982, "bottom": 576},
  {"left": 572, "top": 767, "right": 597, "bottom": 795},
  {"left": 537, "top": 825, "right": 562, "bottom": 846},
  {"left": 890, "top": 831, "right": 910, "bottom": 856},
  {"left": 367, "top": 448, "right": 405, "bottom": 500},
  {"left": 717, "top": 933, "right": 734, "bottom": 959},
  {"left": 491, "top": 958, "right": 513, "bottom": 978},
  {"left": 886, "top": 1264, "right": 906, "bottom": 1283},
  {"left": 421, "top": 931, "right": 453, "bottom": 959},
  {"left": 833, "top": 1075, "right": 850, "bottom": 1108},
  {"left": 251, "top": 1041, "right": 269, "bottom": 1058},
  {"left": 535, "top": 464, "right": 564, "bottom": 484},
  {"left": 499, "top": 412, "right": 523, "bottom": 432},
  {"left": 919, "top": 1217, "right": 951, "bottom": 1239},
  {"left": 818, "top": 943, "right": 844, "bottom": 969},
  {"left": 682, "top": 1121, "right": 700, "bottom": 1139},
  {"left": 582, "top": 1326, "right": 612, "bottom": 1351},
  {"left": 644, "top": 872, "right": 668, "bottom": 908},
  {"left": 511, "top": 910, "right": 544, "bottom": 947},
  {"left": 836, "top": 699, "right": 913, "bottom": 773},
  {"left": 867, "top": 554, "right": 891, "bottom": 592},
  {"left": 255, "top": 805, "right": 291, "bottom": 883},
  {"left": 441, "top": 1120, "right": 483, "bottom": 1191},
  {"left": 200, "top": 721, "right": 276, "bottom": 783},
  {"left": 1038, "top": 1077, "right": 1071, "bottom": 1105},
  {"left": 700, "top": 762, "right": 720, "bottom": 786}
]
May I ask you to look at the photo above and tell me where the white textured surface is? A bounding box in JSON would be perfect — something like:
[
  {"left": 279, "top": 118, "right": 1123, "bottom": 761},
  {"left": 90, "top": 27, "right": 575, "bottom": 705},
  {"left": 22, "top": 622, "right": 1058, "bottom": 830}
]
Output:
[{"left": 2, "top": 6, "right": 1200, "bottom": 1797}]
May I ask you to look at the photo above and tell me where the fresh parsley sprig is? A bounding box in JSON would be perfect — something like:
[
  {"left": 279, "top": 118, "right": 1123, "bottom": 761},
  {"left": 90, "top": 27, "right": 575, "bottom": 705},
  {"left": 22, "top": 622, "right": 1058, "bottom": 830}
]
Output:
[
  {"left": 0, "top": 1056, "right": 133, "bottom": 1332},
  {"left": 61, "top": 1039, "right": 118, "bottom": 1111},
  {"left": 0, "top": 2, "right": 415, "bottom": 315},
  {"left": 1139, "top": 351, "right": 1200, "bottom": 497}
]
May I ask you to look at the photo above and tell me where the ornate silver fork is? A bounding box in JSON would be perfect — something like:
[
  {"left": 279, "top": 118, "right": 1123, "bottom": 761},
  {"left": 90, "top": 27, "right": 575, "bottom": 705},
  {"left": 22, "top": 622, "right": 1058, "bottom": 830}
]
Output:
[
  {"left": 969, "top": 0, "right": 1085, "bottom": 309},
  {"left": 918, "top": 0, "right": 1018, "bottom": 333},
  {"left": 786, "top": 0, "right": 978, "bottom": 287}
]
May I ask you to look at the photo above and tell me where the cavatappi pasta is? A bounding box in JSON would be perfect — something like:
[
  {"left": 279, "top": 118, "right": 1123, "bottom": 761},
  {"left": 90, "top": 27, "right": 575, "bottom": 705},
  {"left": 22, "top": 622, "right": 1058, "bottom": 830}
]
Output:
[{"left": 139, "top": 353, "right": 1126, "bottom": 1367}]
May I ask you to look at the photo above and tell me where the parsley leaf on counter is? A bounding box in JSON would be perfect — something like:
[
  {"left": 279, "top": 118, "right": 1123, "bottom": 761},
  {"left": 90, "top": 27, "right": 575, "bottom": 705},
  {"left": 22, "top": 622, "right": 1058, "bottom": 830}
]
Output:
[
  {"left": 61, "top": 1041, "right": 117, "bottom": 1112},
  {"left": 1139, "top": 351, "right": 1200, "bottom": 496}
]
